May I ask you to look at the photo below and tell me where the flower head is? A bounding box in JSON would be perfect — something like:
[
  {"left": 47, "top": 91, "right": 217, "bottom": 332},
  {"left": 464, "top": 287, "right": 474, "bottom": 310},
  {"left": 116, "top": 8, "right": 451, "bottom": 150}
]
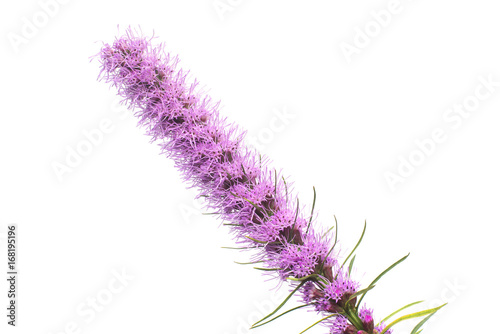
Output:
[
  {"left": 91, "top": 27, "right": 443, "bottom": 334},
  {"left": 324, "top": 270, "right": 359, "bottom": 303},
  {"left": 375, "top": 322, "right": 393, "bottom": 334},
  {"left": 329, "top": 315, "right": 348, "bottom": 334}
]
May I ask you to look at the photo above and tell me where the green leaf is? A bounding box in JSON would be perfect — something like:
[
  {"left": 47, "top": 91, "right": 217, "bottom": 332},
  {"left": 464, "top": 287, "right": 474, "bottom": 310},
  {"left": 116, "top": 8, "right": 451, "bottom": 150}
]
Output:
[
  {"left": 242, "top": 197, "right": 261, "bottom": 211},
  {"left": 381, "top": 304, "right": 447, "bottom": 334},
  {"left": 321, "top": 216, "right": 338, "bottom": 269},
  {"left": 287, "top": 274, "right": 328, "bottom": 286},
  {"left": 322, "top": 223, "right": 336, "bottom": 239},
  {"left": 378, "top": 300, "right": 424, "bottom": 325},
  {"left": 305, "top": 186, "right": 316, "bottom": 235},
  {"left": 245, "top": 236, "right": 269, "bottom": 244},
  {"left": 348, "top": 254, "right": 356, "bottom": 277},
  {"left": 345, "top": 284, "right": 376, "bottom": 304},
  {"left": 250, "top": 304, "right": 310, "bottom": 329},
  {"left": 241, "top": 163, "right": 249, "bottom": 179},
  {"left": 251, "top": 281, "right": 306, "bottom": 327},
  {"left": 343, "top": 305, "right": 364, "bottom": 330},
  {"left": 410, "top": 312, "right": 438, "bottom": 334},
  {"left": 298, "top": 313, "right": 337, "bottom": 334},
  {"left": 356, "top": 253, "right": 410, "bottom": 308},
  {"left": 286, "top": 274, "right": 318, "bottom": 281},
  {"left": 289, "top": 198, "right": 300, "bottom": 242},
  {"left": 253, "top": 267, "right": 282, "bottom": 271},
  {"left": 336, "top": 221, "right": 366, "bottom": 280}
]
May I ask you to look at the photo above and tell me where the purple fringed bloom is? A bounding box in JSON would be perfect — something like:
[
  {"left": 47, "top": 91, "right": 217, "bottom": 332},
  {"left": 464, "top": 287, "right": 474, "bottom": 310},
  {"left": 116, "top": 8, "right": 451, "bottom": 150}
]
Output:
[
  {"left": 329, "top": 315, "right": 348, "bottom": 334},
  {"left": 95, "top": 28, "right": 394, "bottom": 334},
  {"left": 358, "top": 305, "right": 375, "bottom": 333},
  {"left": 375, "top": 322, "right": 393, "bottom": 334},
  {"left": 324, "top": 270, "right": 360, "bottom": 303}
]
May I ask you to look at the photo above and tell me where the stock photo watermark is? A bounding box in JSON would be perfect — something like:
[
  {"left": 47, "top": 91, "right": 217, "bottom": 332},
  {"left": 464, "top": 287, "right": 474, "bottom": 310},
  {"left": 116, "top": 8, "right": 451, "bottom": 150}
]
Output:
[
  {"left": 212, "top": 0, "right": 244, "bottom": 21},
  {"left": 246, "top": 106, "right": 296, "bottom": 152},
  {"left": 6, "top": 225, "right": 18, "bottom": 326},
  {"left": 178, "top": 190, "right": 206, "bottom": 225},
  {"left": 339, "top": 0, "right": 416, "bottom": 64},
  {"left": 427, "top": 277, "right": 466, "bottom": 310},
  {"left": 51, "top": 99, "right": 132, "bottom": 183},
  {"left": 222, "top": 288, "right": 287, "bottom": 334},
  {"left": 405, "top": 277, "right": 466, "bottom": 330},
  {"left": 6, "top": 0, "right": 73, "bottom": 54},
  {"left": 46, "top": 267, "right": 134, "bottom": 334},
  {"left": 384, "top": 74, "right": 499, "bottom": 191}
]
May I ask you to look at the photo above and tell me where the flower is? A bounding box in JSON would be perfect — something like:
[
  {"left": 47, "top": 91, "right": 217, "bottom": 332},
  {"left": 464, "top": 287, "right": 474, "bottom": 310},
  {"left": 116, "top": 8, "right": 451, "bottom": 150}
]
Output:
[
  {"left": 329, "top": 315, "right": 348, "bottom": 334},
  {"left": 95, "top": 27, "right": 414, "bottom": 334},
  {"left": 358, "top": 304, "right": 374, "bottom": 333},
  {"left": 324, "top": 270, "right": 359, "bottom": 303},
  {"left": 375, "top": 322, "right": 393, "bottom": 334}
]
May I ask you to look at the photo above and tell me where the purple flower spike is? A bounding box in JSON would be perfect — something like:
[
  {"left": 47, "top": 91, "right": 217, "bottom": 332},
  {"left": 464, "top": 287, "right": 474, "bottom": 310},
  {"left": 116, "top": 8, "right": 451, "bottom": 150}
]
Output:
[{"left": 95, "top": 27, "right": 444, "bottom": 334}]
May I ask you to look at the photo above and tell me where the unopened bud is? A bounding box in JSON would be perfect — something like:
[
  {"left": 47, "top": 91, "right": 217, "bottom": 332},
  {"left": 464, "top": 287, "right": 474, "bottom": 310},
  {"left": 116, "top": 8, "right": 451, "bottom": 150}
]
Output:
[{"left": 344, "top": 325, "right": 358, "bottom": 334}]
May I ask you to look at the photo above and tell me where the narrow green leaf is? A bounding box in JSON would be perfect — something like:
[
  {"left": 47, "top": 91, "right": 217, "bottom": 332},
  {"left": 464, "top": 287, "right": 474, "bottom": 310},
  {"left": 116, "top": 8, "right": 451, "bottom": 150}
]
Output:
[
  {"left": 286, "top": 274, "right": 318, "bottom": 281},
  {"left": 252, "top": 281, "right": 306, "bottom": 327},
  {"left": 230, "top": 192, "right": 264, "bottom": 214},
  {"left": 348, "top": 255, "right": 356, "bottom": 277},
  {"left": 242, "top": 197, "right": 261, "bottom": 211},
  {"left": 410, "top": 312, "right": 438, "bottom": 334},
  {"left": 356, "top": 253, "right": 410, "bottom": 308},
  {"left": 250, "top": 304, "right": 310, "bottom": 329},
  {"left": 305, "top": 186, "right": 316, "bottom": 235},
  {"left": 254, "top": 267, "right": 282, "bottom": 271},
  {"left": 286, "top": 274, "right": 328, "bottom": 287},
  {"left": 378, "top": 300, "right": 424, "bottom": 325},
  {"left": 298, "top": 313, "right": 337, "bottom": 334},
  {"left": 203, "top": 212, "right": 220, "bottom": 215},
  {"left": 346, "top": 284, "right": 375, "bottom": 304},
  {"left": 336, "top": 221, "right": 366, "bottom": 280},
  {"left": 321, "top": 216, "right": 338, "bottom": 269},
  {"left": 245, "top": 236, "right": 268, "bottom": 244},
  {"left": 344, "top": 305, "right": 364, "bottom": 329},
  {"left": 381, "top": 304, "right": 447, "bottom": 334},
  {"left": 221, "top": 246, "right": 260, "bottom": 250},
  {"left": 322, "top": 224, "right": 336, "bottom": 239},
  {"left": 241, "top": 163, "right": 248, "bottom": 179}
]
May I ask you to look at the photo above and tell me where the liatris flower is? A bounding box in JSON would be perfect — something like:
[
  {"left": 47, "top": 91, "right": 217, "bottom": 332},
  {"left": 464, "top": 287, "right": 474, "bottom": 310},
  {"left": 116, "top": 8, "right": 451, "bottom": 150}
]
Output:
[{"left": 94, "top": 27, "right": 445, "bottom": 334}]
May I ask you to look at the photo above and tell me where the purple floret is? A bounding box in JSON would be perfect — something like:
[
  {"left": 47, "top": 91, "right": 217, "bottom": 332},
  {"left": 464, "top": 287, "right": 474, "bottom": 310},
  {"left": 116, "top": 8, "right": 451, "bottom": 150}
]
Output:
[
  {"left": 375, "top": 322, "right": 393, "bottom": 334},
  {"left": 329, "top": 315, "right": 348, "bottom": 334}
]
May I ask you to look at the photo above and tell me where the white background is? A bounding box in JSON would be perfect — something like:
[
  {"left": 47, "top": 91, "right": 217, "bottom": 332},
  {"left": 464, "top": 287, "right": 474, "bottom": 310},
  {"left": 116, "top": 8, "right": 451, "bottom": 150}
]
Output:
[{"left": 1, "top": 0, "right": 499, "bottom": 333}]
